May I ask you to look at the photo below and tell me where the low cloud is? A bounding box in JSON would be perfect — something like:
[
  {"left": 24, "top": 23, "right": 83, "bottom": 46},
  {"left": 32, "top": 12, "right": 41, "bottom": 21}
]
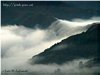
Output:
[
  {"left": 2, "top": 58, "right": 99, "bottom": 74},
  {"left": 1, "top": 17, "right": 100, "bottom": 71}
]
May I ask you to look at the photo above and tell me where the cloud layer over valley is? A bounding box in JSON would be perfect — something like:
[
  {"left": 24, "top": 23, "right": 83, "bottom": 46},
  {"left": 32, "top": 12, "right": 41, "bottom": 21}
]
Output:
[{"left": 1, "top": 17, "right": 100, "bottom": 71}]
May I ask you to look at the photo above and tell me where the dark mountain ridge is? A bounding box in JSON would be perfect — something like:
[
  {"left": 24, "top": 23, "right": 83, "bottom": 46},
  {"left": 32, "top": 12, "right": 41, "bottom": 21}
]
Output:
[
  {"left": 2, "top": 1, "right": 100, "bottom": 28},
  {"left": 31, "top": 23, "right": 100, "bottom": 65}
]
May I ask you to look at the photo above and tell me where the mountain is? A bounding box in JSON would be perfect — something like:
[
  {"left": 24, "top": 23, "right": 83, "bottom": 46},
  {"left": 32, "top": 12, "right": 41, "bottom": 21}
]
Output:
[
  {"left": 31, "top": 23, "right": 100, "bottom": 65},
  {"left": 2, "top": 1, "right": 100, "bottom": 28}
]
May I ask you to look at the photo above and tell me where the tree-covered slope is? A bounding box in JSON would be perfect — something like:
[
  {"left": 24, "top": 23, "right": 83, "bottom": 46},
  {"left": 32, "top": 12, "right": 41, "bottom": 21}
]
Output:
[{"left": 31, "top": 23, "right": 100, "bottom": 64}]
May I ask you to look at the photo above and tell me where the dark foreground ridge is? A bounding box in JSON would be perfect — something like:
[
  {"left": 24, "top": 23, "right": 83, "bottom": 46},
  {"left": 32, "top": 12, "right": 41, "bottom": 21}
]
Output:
[{"left": 31, "top": 23, "right": 100, "bottom": 65}]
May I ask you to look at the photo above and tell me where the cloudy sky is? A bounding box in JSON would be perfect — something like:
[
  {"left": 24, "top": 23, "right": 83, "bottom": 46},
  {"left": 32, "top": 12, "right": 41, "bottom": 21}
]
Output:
[{"left": 1, "top": 1, "right": 100, "bottom": 71}]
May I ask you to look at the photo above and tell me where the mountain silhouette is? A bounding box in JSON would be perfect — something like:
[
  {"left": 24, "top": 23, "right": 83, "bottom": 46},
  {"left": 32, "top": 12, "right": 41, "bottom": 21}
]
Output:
[
  {"left": 2, "top": 1, "right": 100, "bottom": 28},
  {"left": 31, "top": 23, "right": 100, "bottom": 65}
]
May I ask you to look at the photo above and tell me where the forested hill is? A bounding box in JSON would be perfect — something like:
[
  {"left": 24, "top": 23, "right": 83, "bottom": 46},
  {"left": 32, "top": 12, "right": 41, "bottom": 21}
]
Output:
[{"left": 31, "top": 23, "right": 100, "bottom": 65}]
